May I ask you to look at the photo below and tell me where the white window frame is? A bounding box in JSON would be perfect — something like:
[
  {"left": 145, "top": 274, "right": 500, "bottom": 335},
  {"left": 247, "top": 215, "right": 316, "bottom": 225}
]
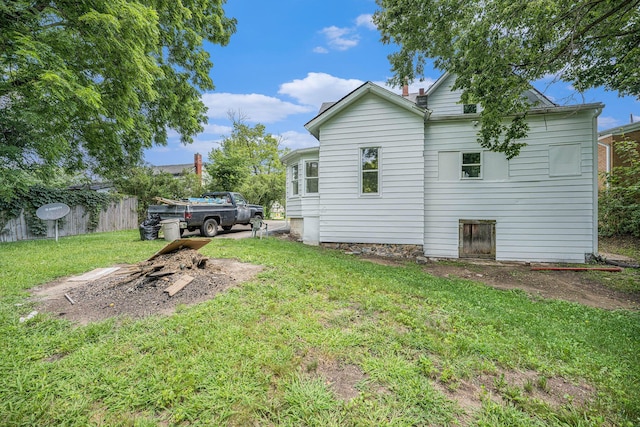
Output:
[
  {"left": 461, "top": 151, "right": 483, "bottom": 179},
  {"left": 304, "top": 160, "right": 319, "bottom": 194},
  {"left": 291, "top": 164, "right": 299, "bottom": 196},
  {"left": 360, "top": 147, "right": 381, "bottom": 196}
]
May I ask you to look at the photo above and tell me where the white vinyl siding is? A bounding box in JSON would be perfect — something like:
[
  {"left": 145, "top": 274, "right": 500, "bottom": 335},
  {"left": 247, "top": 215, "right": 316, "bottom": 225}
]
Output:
[
  {"left": 427, "top": 74, "right": 467, "bottom": 116},
  {"left": 424, "top": 112, "right": 597, "bottom": 263},
  {"left": 318, "top": 93, "right": 425, "bottom": 244}
]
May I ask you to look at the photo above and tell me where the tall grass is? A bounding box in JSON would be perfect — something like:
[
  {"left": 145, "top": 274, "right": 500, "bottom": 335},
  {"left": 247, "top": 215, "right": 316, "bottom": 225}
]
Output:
[{"left": 1, "top": 231, "right": 638, "bottom": 426}]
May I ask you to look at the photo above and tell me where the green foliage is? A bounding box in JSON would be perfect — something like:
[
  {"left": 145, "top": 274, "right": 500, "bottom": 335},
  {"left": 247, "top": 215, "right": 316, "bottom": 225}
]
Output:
[
  {"left": 113, "top": 166, "right": 203, "bottom": 221},
  {"left": 0, "top": 0, "right": 236, "bottom": 186},
  {"left": 374, "top": 0, "right": 639, "bottom": 158},
  {"left": 0, "top": 185, "right": 112, "bottom": 235},
  {"left": 599, "top": 139, "right": 640, "bottom": 237},
  {"left": 205, "top": 116, "right": 287, "bottom": 216}
]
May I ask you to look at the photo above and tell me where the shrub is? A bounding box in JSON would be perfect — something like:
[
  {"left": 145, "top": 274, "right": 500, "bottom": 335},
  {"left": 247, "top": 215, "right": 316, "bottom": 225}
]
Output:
[{"left": 599, "top": 139, "right": 640, "bottom": 237}]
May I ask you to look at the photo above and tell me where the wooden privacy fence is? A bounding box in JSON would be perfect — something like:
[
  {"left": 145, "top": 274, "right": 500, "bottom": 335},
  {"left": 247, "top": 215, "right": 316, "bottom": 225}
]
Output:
[{"left": 0, "top": 197, "right": 138, "bottom": 243}]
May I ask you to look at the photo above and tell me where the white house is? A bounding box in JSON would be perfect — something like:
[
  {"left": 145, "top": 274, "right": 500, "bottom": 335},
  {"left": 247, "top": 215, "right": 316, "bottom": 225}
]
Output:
[{"left": 282, "top": 73, "right": 603, "bottom": 263}]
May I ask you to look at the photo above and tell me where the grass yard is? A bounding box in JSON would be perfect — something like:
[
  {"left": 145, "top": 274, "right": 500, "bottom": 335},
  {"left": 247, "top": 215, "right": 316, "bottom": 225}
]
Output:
[{"left": 0, "top": 231, "right": 639, "bottom": 426}]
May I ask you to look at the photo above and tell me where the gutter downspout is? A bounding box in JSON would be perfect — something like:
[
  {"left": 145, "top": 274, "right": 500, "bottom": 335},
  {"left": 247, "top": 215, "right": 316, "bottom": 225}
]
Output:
[{"left": 592, "top": 107, "right": 603, "bottom": 260}]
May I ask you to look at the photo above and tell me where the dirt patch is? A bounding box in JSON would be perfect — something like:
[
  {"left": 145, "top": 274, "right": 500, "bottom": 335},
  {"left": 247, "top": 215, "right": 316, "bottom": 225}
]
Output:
[
  {"left": 31, "top": 249, "right": 263, "bottom": 325},
  {"left": 361, "top": 256, "right": 639, "bottom": 310},
  {"left": 434, "top": 368, "right": 595, "bottom": 423},
  {"left": 298, "top": 350, "right": 366, "bottom": 401},
  {"left": 424, "top": 261, "right": 639, "bottom": 310}
]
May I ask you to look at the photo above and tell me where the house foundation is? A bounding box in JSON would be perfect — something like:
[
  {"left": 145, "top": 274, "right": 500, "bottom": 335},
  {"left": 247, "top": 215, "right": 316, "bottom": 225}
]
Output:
[{"left": 321, "top": 243, "right": 424, "bottom": 259}]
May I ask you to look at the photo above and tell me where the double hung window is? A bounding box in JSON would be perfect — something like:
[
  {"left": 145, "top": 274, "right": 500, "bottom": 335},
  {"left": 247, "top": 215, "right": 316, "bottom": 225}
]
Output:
[
  {"left": 361, "top": 147, "right": 379, "bottom": 194},
  {"left": 461, "top": 152, "right": 482, "bottom": 179},
  {"left": 305, "top": 161, "right": 319, "bottom": 193}
]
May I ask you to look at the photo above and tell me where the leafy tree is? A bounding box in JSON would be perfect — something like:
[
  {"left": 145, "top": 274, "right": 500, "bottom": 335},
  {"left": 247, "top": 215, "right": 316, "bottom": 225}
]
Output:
[
  {"left": 206, "top": 115, "right": 287, "bottom": 217},
  {"left": 0, "top": 0, "right": 236, "bottom": 200},
  {"left": 599, "top": 140, "right": 640, "bottom": 237},
  {"left": 113, "top": 166, "right": 203, "bottom": 221},
  {"left": 374, "top": 0, "right": 639, "bottom": 158}
]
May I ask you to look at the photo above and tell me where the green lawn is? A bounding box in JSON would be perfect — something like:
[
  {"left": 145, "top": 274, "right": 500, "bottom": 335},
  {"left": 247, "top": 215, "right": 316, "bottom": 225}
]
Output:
[{"left": 1, "top": 231, "right": 638, "bottom": 426}]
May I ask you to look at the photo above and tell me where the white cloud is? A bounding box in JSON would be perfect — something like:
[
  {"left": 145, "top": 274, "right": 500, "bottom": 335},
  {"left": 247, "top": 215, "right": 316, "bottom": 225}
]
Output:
[
  {"left": 278, "top": 130, "right": 318, "bottom": 151},
  {"left": 598, "top": 116, "right": 620, "bottom": 130},
  {"left": 320, "top": 26, "right": 359, "bottom": 51},
  {"left": 355, "top": 14, "right": 376, "bottom": 30},
  {"left": 313, "top": 46, "right": 329, "bottom": 54},
  {"left": 201, "top": 123, "right": 233, "bottom": 135},
  {"left": 279, "top": 72, "right": 364, "bottom": 108},
  {"left": 201, "top": 92, "right": 314, "bottom": 123}
]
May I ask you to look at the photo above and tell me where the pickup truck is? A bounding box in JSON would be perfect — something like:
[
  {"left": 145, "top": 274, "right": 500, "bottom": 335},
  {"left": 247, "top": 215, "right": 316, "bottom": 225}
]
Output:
[{"left": 147, "top": 191, "right": 264, "bottom": 237}]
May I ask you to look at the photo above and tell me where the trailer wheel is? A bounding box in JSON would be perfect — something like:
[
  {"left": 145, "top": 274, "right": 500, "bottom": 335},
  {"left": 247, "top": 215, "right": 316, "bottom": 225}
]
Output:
[{"left": 201, "top": 218, "right": 218, "bottom": 237}]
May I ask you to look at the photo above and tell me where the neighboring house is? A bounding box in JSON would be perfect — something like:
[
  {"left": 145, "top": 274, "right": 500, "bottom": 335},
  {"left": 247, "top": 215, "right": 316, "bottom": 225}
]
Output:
[
  {"left": 152, "top": 153, "right": 209, "bottom": 186},
  {"left": 598, "top": 121, "right": 640, "bottom": 188},
  {"left": 282, "top": 73, "right": 604, "bottom": 263}
]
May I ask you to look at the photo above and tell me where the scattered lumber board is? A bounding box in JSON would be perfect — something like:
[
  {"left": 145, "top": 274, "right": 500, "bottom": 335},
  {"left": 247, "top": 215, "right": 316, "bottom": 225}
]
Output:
[
  {"left": 164, "top": 275, "right": 194, "bottom": 296},
  {"left": 530, "top": 266, "right": 622, "bottom": 272},
  {"left": 148, "top": 270, "right": 178, "bottom": 278}
]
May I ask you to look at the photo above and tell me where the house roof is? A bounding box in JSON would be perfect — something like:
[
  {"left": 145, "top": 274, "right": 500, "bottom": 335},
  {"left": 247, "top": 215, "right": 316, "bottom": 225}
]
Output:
[
  {"left": 598, "top": 121, "right": 640, "bottom": 138},
  {"left": 305, "top": 81, "right": 429, "bottom": 139},
  {"left": 152, "top": 164, "right": 195, "bottom": 176},
  {"left": 280, "top": 146, "right": 319, "bottom": 165},
  {"left": 426, "top": 72, "right": 556, "bottom": 107}
]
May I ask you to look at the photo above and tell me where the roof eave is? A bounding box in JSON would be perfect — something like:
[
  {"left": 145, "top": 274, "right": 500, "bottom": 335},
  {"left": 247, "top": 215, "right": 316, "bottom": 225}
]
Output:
[{"left": 280, "top": 146, "right": 320, "bottom": 164}]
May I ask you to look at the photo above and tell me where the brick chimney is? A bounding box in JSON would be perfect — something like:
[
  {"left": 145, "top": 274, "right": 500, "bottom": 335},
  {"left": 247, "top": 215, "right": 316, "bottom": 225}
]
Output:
[
  {"left": 402, "top": 84, "right": 409, "bottom": 97},
  {"left": 194, "top": 153, "right": 203, "bottom": 182}
]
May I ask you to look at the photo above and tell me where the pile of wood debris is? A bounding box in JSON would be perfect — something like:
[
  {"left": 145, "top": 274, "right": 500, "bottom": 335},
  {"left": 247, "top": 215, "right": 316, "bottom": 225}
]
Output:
[
  {"left": 31, "top": 239, "right": 264, "bottom": 324},
  {"left": 115, "top": 240, "right": 211, "bottom": 297}
]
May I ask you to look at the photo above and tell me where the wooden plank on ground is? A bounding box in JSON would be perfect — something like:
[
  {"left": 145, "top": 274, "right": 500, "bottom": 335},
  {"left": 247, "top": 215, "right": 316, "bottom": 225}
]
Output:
[
  {"left": 148, "top": 270, "right": 177, "bottom": 278},
  {"left": 530, "top": 266, "right": 622, "bottom": 272},
  {"left": 69, "top": 267, "right": 121, "bottom": 282},
  {"left": 164, "top": 275, "right": 194, "bottom": 297}
]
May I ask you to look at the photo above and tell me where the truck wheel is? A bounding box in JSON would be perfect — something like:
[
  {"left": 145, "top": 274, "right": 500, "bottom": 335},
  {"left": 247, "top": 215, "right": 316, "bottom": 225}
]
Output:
[
  {"left": 201, "top": 218, "right": 218, "bottom": 237},
  {"left": 222, "top": 225, "right": 233, "bottom": 231}
]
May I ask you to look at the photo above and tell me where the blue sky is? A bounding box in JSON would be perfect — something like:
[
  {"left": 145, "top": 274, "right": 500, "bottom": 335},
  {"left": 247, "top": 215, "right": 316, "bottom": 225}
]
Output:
[{"left": 144, "top": 0, "right": 640, "bottom": 166}]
